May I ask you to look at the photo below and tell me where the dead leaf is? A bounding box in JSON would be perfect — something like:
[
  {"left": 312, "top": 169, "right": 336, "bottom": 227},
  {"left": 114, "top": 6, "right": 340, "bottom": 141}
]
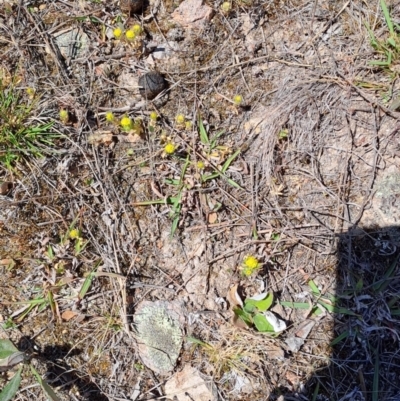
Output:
[
  {"left": 0, "top": 182, "right": 12, "bottom": 195},
  {"left": 0, "top": 259, "right": 15, "bottom": 268},
  {"left": 286, "top": 371, "right": 301, "bottom": 385},
  {"left": 165, "top": 364, "right": 218, "bottom": 401},
  {"left": 265, "top": 345, "right": 284, "bottom": 359},
  {"left": 117, "top": 133, "right": 142, "bottom": 143},
  {"left": 208, "top": 212, "right": 218, "bottom": 224},
  {"left": 285, "top": 336, "right": 304, "bottom": 353},
  {"left": 227, "top": 285, "right": 243, "bottom": 309},
  {"left": 88, "top": 131, "right": 114, "bottom": 146},
  {"left": 294, "top": 319, "right": 315, "bottom": 339},
  {"left": 61, "top": 310, "right": 78, "bottom": 321}
]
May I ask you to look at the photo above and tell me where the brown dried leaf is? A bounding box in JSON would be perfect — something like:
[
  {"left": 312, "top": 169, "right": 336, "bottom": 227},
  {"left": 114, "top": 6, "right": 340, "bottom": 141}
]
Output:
[
  {"left": 294, "top": 319, "right": 315, "bottom": 339},
  {"left": 61, "top": 310, "right": 78, "bottom": 321},
  {"left": 227, "top": 285, "right": 243, "bottom": 309},
  {"left": 87, "top": 131, "right": 114, "bottom": 146},
  {"left": 208, "top": 212, "right": 218, "bottom": 224}
]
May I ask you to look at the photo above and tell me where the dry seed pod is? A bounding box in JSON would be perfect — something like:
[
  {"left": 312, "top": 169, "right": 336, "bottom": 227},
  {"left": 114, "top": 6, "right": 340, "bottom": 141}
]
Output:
[
  {"left": 120, "top": 0, "right": 143, "bottom": 14},
  {"left": 138, "top": 72, "right": 166, "bottom": 100}
]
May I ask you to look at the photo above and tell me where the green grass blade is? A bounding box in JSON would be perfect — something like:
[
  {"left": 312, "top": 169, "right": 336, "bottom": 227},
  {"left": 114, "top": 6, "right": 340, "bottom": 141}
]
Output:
[
  {"left": 30, "top": 365, "right": 61, "bottom": 401},
  {"left": 0, "top": 366, "right": 22, "bottom": 401},
  {"left": 317, "top": 300, "right": 358, "bottom": 316},
  {"left": 279, "top": 301, "right": 311, "bottom": 309},
  {"left": 373, "top": 253, "right": 400, "bottom": 292},
  {"left": 78, "top": 263, "right": 100, "bottom": 301},
  {"left": 368, "top": 60, "right": 391, "bottom": 66},
  {"left": 308, "top": 279, "right": 320, "bottom": 295},
  {"left": 210, "top": 130, "right": 225, "bottom": 148},
  {"left": 311, "top": 381, "right": 320, "bottom": 401},
  {"left": 330, "top": 330, "right": 350, "bottom": 346},
  {"left": 170, "top": 211, "right": 180, "bottom": 237},
  {"left": 365, "top": 22, "right": 379, "bottom": 48},
  {"left": 372, "top": 348, "right": 380, "bottom": 401},
  {"left": 134, "top": 197, "right": 179, "bottom": 206},
  {"left": 198, "top": 116, "right": 209, "bottom": 145},
  {"left": 381, "top": 0, "right": 394, "bottom": 35},
  {"left": 221, "top": 149, "right": 240, "bottom": 173}
]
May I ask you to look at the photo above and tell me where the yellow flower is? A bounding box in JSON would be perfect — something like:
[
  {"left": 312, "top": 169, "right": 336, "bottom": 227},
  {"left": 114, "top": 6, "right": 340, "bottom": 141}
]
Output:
[
  {"left": 243, "top": 255, "right": 259, "bottom": 270},
  {"left": 164, "top": 142, "right": 176, "bottom": 155},
  {"left": 233, "top": 94, "right": 243, "bottom": 105},
  {"left": 131, "top": 24, "right": 142, "bottom": 35},
  {"left": 149, "top": 111, "right": 158, "bottom": 121},
  {"left": 105, "top": 111, "right": 115, "bottom": 122},
  {"left": 120, "top": 116, "right": 132, "bottom": 130},
  {"left": 26, "top": 87, "right": 35, "bottom": 99},
  {"left": 113, "top": 27, "right": 122, "bottom": 39},
  {"left": 69, "top": 229, "right": 80, "bottom": 239},
  {"left": 125, "top": 29, "right": 136, "bottom": 41},
  {"left": 185, "top": 121, "right": 192, "bottom": 130},
  {"left": 197, "top": 160, "right": 205, "bottom": 169},
  {"left": 221, "top": 2, "right": 231, "bottom": 12},
  {"left": 59, "top": 109, "right": 69, "bottom": 123},
  {"left": 175, "top": 114, "right": 185, "bottom": 125}
]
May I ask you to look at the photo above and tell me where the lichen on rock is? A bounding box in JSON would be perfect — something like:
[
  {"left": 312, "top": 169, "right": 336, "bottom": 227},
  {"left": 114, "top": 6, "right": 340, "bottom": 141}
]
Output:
[{"left": 133, "top": 300, "right": 183, "bottom": 374}]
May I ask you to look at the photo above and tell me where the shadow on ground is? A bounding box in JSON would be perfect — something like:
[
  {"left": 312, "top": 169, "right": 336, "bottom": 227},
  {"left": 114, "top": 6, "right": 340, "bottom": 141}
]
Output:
[
  {"left": 274, "top": 225, "right": 400, "bottom": 401},
  {"left": 17, "top": 336, "right": 108, "bottom": 401}
]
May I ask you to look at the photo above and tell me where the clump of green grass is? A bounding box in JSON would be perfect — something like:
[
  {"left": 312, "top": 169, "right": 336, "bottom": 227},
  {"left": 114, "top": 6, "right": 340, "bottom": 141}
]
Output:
[
  {"left": 365, "top": 0, "right": 400, "bottom": 72},
  {"left": 0, "top": 79, "right": 57, "bottom": 169}
]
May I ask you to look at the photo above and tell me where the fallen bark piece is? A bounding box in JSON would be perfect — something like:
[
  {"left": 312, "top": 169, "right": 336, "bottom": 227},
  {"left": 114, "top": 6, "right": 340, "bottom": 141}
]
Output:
[{"left": 164, "top": 364, "right": 218, "bottom": 401}]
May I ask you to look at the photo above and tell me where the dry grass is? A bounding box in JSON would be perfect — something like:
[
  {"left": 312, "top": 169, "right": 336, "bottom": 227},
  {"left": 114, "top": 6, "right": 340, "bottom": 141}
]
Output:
[{"left": 1, "top": 0, "right": 400, "bottom": 400}]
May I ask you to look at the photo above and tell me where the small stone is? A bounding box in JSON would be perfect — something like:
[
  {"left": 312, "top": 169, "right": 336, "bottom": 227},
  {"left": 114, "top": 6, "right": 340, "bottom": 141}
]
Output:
[
  {"left": 120, "top": 0, "right": 143, "bottom": 14},
  {"left": 138, "top": 72, "right": 166, "bottom": 100},
  {"left": 171, "top": 0, "right": 214, "bottom": 29}
]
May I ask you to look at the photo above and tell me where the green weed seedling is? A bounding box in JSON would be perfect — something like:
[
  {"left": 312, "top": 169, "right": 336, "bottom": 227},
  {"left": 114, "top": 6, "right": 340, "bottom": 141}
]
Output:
[
  {"left": 0, "top": 339, "right": 60, "bottom": 401},
  {"left": 0, "top": 79, "right": 57, "bottom": 169},
  {"left": 234, "top": 292, "right": 287, "bottom": 335},
  {"left": 197, "top": 116, "right": 241, "bottom": 188},
  {"left": 134, "top": 155, "right": 191, "bottom": 237},
  {"left": 280, "top": 279, "right": 358, "bottom": 318},
  {"left": 365, "top": 0, "right": 400, "bottom": 71},
  {"left": 134, "top": 116, "right": 242, "bottom": 236}
]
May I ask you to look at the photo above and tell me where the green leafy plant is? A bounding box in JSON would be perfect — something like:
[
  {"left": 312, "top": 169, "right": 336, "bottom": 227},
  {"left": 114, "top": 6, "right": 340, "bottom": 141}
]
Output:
[
  {"left": 233, "top": 292, "right": 286, "bottom": 334},
  {"left": 280, "top": 279, "right": 358, "bottom": 317},
  {"left": 134, "top": 116, "right": 241, "bottom": 236},
  {"left": 197, "top": 116, "right": 241, "bottom": 188},
  {"left": 365, "top": 0, "right": 400, "bottom": 70},
  {"left": 134, "top": 156, "right": 190, "bottom": 236},
  {"left": 0, "top": 79, "right": 57, "bottom": 169},
  {"left": 0, "top": 339, "right": 60, "bottom": 401}
]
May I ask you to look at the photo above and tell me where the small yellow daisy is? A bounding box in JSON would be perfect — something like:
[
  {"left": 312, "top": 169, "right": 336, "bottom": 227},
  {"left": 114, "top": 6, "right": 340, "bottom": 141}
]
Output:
[
  {"left": 175, "top": 114, "right": 185, "bottom": 125},
  {"left": 120, "top": 116, "right": 132, "bottom": 129},
  {"left": 113, "top": 27, "right": 123, "bottom": 39},
  {"left": 233, "top": 94, "right": 243, "bottom": 106},
  {"left": 69, "top": 228, "right": 80, "bottom": 239},
  {"left": 131, "top": 24, "right": 142, "bottom": 35},
  {"left": 105, "top": 111, "right": 115, "bottom": 122},
  {"left": 125, "top": 29, "right": 136, "bottom": 41},
  {"left": 164, "top": 142, "right": 176, "bottom": 155}
]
